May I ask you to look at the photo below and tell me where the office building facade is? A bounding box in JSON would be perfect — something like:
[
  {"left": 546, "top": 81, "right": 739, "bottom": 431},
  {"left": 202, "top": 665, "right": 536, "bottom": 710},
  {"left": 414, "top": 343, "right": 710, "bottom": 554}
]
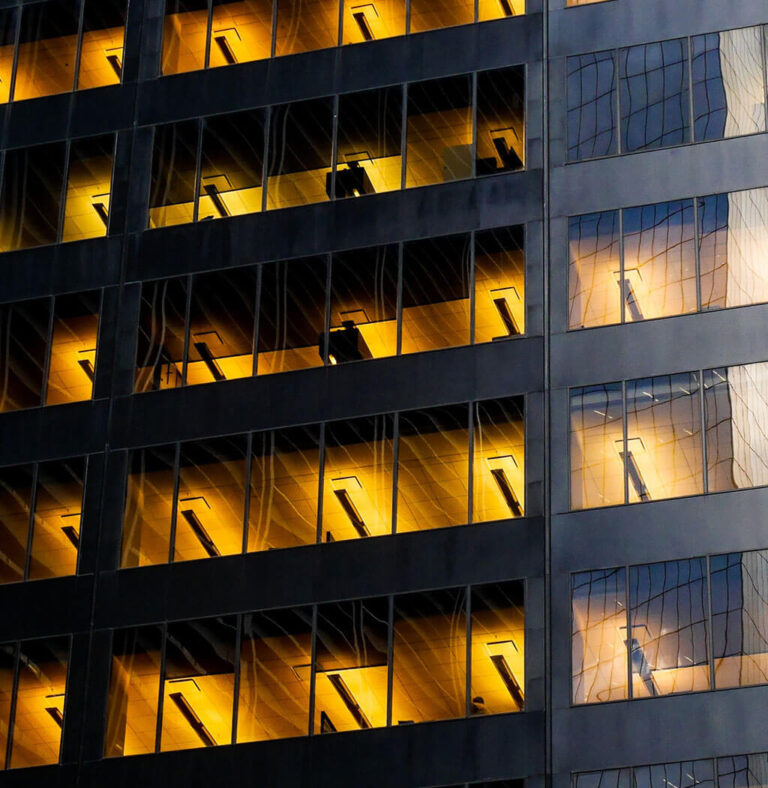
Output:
[{"left": 0, "top": 0, "right": 767, "bottom": 785}]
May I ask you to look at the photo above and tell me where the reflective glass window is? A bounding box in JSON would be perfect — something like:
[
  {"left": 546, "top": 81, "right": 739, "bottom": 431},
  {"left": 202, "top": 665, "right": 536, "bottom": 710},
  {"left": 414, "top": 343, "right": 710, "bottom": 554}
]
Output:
[
  {"left": 692, "top": 27, "right": 766, "bottom": 142},
  {"left": 0, "top": 643, "right": 13, "bottom": 767},
  {"left": 478, "top": 0, "right": 523, "bottom": 21},
  {"left": 474, "top": 226, "right": 525, "bottom": 342},
  {"left": 78, "top": 0, "right": 127, "bottom": 90},
  {"left": 569, "top": 383, "right": 624, "bottom": 510},
  {"left": 718, "top": 754, "right": 768, "bottom": 788},
  {"left": 274, "top": 0, "right": 338, "bottom": 57},
  {"left": 248, "top": 426, "right": 321, "bottom": 551},
  {"left": 105, "top": 626, "right": 164, "bottom": 757},
  {"left": 620, "top": 39, "right": 690, "bottom": 152},
  {"left": 210, "top": 0, "right": 273, "bottom": 67},
  {"left": 401, "top": 234, "right": 471, "bottom": 354},
  {"left": 392, "top": 588, "right": 466, "bottom": 723},
  {"left": 634, "top": 761, "right": 715, "bottom": 788},
  {"left": 257, "top": 257, "right": 327, "bottom": 374},
  {"left": 162, "top": 0, "right": 209, "bottom": 75},
  {"left": 0, "top": 466, "right": 34, "bottom": 586},
  {"left": 408, "top": 0, "right": 473, "bottom": 34},
  {"left": 0, "top": 10, "right": 17, "bottom": 105},
  {"left": 149, "top": 121, "right": 200, "bottom": 228},
  {"left": 711, "top": 551, "right": 768, "bottom": 689},
  {"left": 314, "top": 599, "right": 389, "bottom": 733},
  {"left": 567, "top": 51, "right": 616, "bottom": 161},
  {"left": 628, "top": 558, "right": 710, "bottom": 697},
  {"left": 335, "top": 87, "right": 403, "bottom": 197},
  {"left": 341, "top": 0, "right": 405, "bottom": 44},
  {"left": 321, "top": 416, "right": 394, "bottom": 542},
  {"left": 476, "top": 67, "right": 525, "bottom": 175},
  {"left": 470, "top": 581, "right": 524, "bottom": 715},
  {"left": 406, "top": 75, "right": 472, "bottom": 188},
  {"left": 328, "top": 245, "right": 398, "bottom": 361},
  {"left": 161, "top": 617, "right": 237, "bottom": 751},
  {"left": 571, "top": 568, "right": 628, "bottom": 704},
  {"left": 473, "top": 398, "right": 525, "bottom": 523},
  {"left": 574, "top": 771, "right": 631, "bottom": 788},
  {"left": 199, "top": 110, "right": 265, "bottom": 220},
  {"left": 396, "top": 404, "right": 469, "bottom": 532},
  {"left": 237, "top": 608, "right": 313, "bottom": 741}
]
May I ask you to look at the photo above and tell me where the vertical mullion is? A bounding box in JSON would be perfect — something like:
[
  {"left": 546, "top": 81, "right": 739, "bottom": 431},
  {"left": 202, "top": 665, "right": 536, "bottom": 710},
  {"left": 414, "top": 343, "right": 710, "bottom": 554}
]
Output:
[
  {"left": 470, "top": 71, "right": 478, "bottom": 178},
  {"left": 191, "top": 119, "right": 204, "bottom": 224},
  {"left": 40, "top": 296, "right": 56, "bottom": 409},
  {"left": 261, "top": 106, "right": 271, "bottom": 213},
  {"left": 621, "top": 378, "right": 629, "bottom": 505},
  {"left": 329, "top": 95, "right": 340, "bottom": 202},
  {"left": 56, "top": 142, "right": 72, "bottom": 245},
  {"left": 180, "top": 275, "right": 193, "bottom": 386},
  {"left": 308, "top": 605, "right": 318, "bottom": 735},
  {"left": 395, "top": 242, "right": 404, "bottom": 356},
  {"left": 618, "top": 208, "right": 625, "bottom": 324},
  {"left": 270, "top": 0, "right": 278, "bottom": 58},
  {"left": 699, "top": 368, "right": 708, "bottom": 494},
  {"left": 386, "top": 595, "right": 394, "bottom": 726},
  {"left": 614, "top": 50, "right": 621, "bottom": 155},
  {"left": 467, "top": 401, "right": 474, "bottom": 526},
  {"left": 705, "top": 553, "right": 715, "bottom": 691},
  {"left": 473, "top": 0, "right": 479, "bottom": 23},
  {"left": 391, "top": 411, "right": 399, "bottom": 535},
  {"left": 405, "top": 0, "right": 411, "bottom": 35},
  {"left": 7, "top": 6, "right": 21, "bottom": 103},
  {"left": 73, "top": 0, "right": 86, "bottom": 93},
  {"left": 4, "top": 643, "right": 20, "bottom": 768},
  {"left": 762, "top": 27, "right": 768, "bottom": 134},
  {"left": 693, "top": 196, "right": 702, "bottom": 313},
  {"left": 167, "top": 442, "right": 182, "bottom": 564},
  {"left": 323, "top": 254, "right": 332, "bottom": 365},
  {"left": 469, "top": 231, "right": 477, "bottom": 344},
  {"left": 241, "top": 432, "right": 253, "bottom": 554},
  {"left": 400, "top": 84, "right": 408, "bottom": 190},
  {"left": 687, "top": 36, "right": 695, "bottom": 143},
  {"left": 251, "top": 264, "right": 262, "bottom": 377},
  {"left": 22, "top": 464, "right": 40, "bottom": 581},
  {"left": 154, "top": 623, "right": 168, "bottom": 753},
  {"left": 464, "top": 586, "right": 472, "bottom": 717},
  {"left": 316, "top": 422, "right": 326, "bottom": 544},
  {"left": 336, "top": 0, "right": 344, "bottom": 46},
  {"left": 231, "top": 613, "right": 243, "bottom": 744},
  {"left": 203, "top": 0, "right": 213, "bottom": 69},
  {"left": 624, "top": 564, "right": 632, "bottom": 700}
]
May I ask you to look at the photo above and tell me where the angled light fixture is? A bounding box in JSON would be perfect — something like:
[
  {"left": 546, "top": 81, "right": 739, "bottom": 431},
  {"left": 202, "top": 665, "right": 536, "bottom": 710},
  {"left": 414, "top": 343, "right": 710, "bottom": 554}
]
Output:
[
  {"left": 193, "top": 331, "right": 226, "bottom": 381},
  {"left": 615, "top": 437, "right": 650, "bottom": 501},
  {"left": 45, "top": 706, "right": 64, "bottom": 727},
  {"left": 78, "top": 348, "right": 97, "bottom": 382},
  {"left": 620, "top": 624, "right": 658, "bottom": 697},
  {"left": 489, "top": 127, "right": 523, "bottom": 171},
  {"left": 60, "top": 512, "right": 81, "bottom": 549},
  {"left": 486, "top": 640, "right": 524, "bottom": 709},
  {"left": 498, "top": 0, "right": 515, "bottom": 15},
  {"left": 490, "top": 286, "right": 521, "bottom": 337},
  {"left": 327, "top": 673, "right": 372, "bottom": 729},
  {"left": 169, "top": 691, "right": 217, "bottom": 746},
  {"left": 105, "top": 47, "right": 123, "bottom": 79},
  {"left": 350, "top": 4, "right": 378, "bottom": 40},
  {"left": 330, "top": 476, "right": 370, "bottom": 537},
  {"left": 213, "top": 28, "right": 241, "bottom": 65},
  {"left": 614, "top": 268, "right": 644, "bottom": 321},
  {"left": 91, "top": 193, "right": 110, "bottom": 228},
  {"left": 178, "top": 496, "right": 221, "bottom": 557},
  {"left": 486, "top": 455, "right": 523, "bottom": 517},
  {"left": 320, "top": 710, "right": 337, "bottom": 733}
]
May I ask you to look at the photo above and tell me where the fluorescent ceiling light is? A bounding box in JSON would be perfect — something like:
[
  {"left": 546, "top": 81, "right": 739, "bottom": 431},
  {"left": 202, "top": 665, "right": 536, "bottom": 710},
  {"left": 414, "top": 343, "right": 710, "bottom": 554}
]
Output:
[
  {"left": 330, "top": 476, "right": 370, "bottom": 537},
  {"left": 193, "top": 340, "right": 226, "bottom": 381},
  {"left": 615, "top": 438, "right": 650, "bottom": 501},
  {"left": 614, "top": 269, "right": 644, "bottom": 321},
  {"left": 213, "top": 28, "right": 241, "bottom": 65},
  {"left": 327, "top": 673, "right": 372, "bottom": 729},
  {"left": 169, "top": 691, "right": 217, "bottom": 746},
  {"left": 60, "top": 513, "right": 81, "bottom": 549},
  {"left": 351, "top": 4, "right": 378, "bottom": 40},
  {"left": 486, "top": 455, "right": 523, "bottom": 517},
  {"left": 105, "top": 48, "right": 123, "bottom": 79},
  {"left": 486, "top": 639, "right": 524, "bottom": 708},
  {"left": 490, "top": 286, "right": 521, "bottom": 337},
  {"left": 179, "top": 496, "right": 221, "bottom": 557}
]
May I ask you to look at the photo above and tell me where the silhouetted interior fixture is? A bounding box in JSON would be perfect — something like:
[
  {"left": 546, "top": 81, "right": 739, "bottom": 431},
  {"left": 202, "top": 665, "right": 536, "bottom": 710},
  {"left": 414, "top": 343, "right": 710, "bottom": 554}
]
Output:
[
  {"left": 331, "top": 477, "right": 370, "bottom": 537},
  {"left": 325, "top": 320, "right": 372, "bottom": 364},
  {"left": 194, "top": 340, "right": 227, "bottom": 381},
  {"left": 169, "top": 692, "right": 217, "bottom": 746},
  {"left": 179, "top": 497, "right": 222, "bottom": 557},
  {"left": 326, "top": 161, "right": 375, "bottom": 198},
  {"left": 328, "top": 673, "right": 372, "bottom": 728}
]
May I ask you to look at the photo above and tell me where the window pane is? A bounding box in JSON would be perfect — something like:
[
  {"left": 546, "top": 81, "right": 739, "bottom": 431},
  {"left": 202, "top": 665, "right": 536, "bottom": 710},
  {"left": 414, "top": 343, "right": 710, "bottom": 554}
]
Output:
[
  {"left": 567, "top": 51, "right": 616, "bottom": 161},
  {"left": 470, "top": 581, "right": 524, "bottom": 715},
  {"left": 78, "top": 0, "right": 127, "bottom": 90},
  {"left": 392, "top": 588, "right": 466, "bottom": 723},
  {"left": 257, "top": 257, "right": 327, "bottom": 375},
  {"left": 105, "top": 626, "right": 163, "bottom": 757},
  {"left": 629, "top": 558, "right": 710, "bottom": 697},
  {"left": 14, "top": 1, "right": 78, "bottom": 102},
  {"left": 329, "top": 245, "right": 398, "bottom": 361},
  {"left": 161, "top": 617, "right": 237, "bottom": 751},
  {"left": 711, "top": 550, "right": 768, "bottom": 689},
  {"left": 406, "top": 75, "right": 472, "bottom": 188},
  {"left": 409, "top": 0, "right": 473, "bottom": 34},
  {"left": 275, "top": 0, "right": 338, "bottom": 56},
  {"left": 314, "top": 599, "right": 388, "bottom": 733},
  {"left": 28, "top": 457, "right": 85, "bottom": 581},
  {"left": 0, "top": 299, "right": 50, "bottom": 413},
  {"left": 322, "top": 415, "right": 394, "bottom": 542},
  {"left": 199, "top": 110, "right": 264, "bottom": 220},
  {"left": 0, "top": 143, "right": 66, "bottom": 252},
  {"left": 0, "top": 643, "right": 15, "bottom": 767},
  {"left": 626, "top": 373, "right": 703, "bottom": 502},
  {"left": 210, "top": 0, "right": 273, "bottom": 67},
  {"left": 149, "top": 121, "right": 199, "bottom": 228},
  {"left": 692, "top": 27, "right": 766, "bottom": 142},
  {"left": 478, "top": 0, "right": 524, "bottom": 21},
  {"left": 248, "top": 426, "right": 320, "bottom": 551},
  {"left": 121, "top": 445, "right": 176, "bottom": 567},
  {"left": 341, "top": 0, "right": 405, "bottom": 44},
  {"left": 0, "top": 9, "right": 17, "bottom": 105},
  {"left": 635, "top": 761, "right": 715, "bottom": 788},
  {"left": 699, "top": 189, "right": 768, "bottom": 311},
  {"left": 237, "top": 607, "right": 313, "bottom": 741},
  {"left": 134, "top": 278, "right": 188, "bottom": 393},
  {"left": 0, "top": 466, "right": 34, "bottom": 585},
  {"left": 62, "top": 134, "right": 115, "bottom": 243},
  {"left": 46, "top": 291, "right": 100, "bottom": 405},
  {"left": 620, "top": 39, "right": 690, "bottom": 152},
  {"left": 476, "top": 67, "right": 525, "bottom": 176},
  {"left": 718, "top": 754, "right": 768, "bottom": 788},
  {"left": 266, "top": 99, "right": 334, "bottom": 210},
  {"left": 174, "top": 437, "right": 247, "bottom": 561},
  {"left": 574, "top": 771, "right": 632, "bottom": 788},
  {"left": 162, "top": 0, "right": 209, "bottom": 75},
  {"left": 397, "top": 404, "right": 469, "bottom": 532},
  {"left": 473, "top": 397, "right": 525, "bottom": 523},
  {"left": 401, "top": 234, "right": 471, "bottom": 354},
  {"left": 571, "top": 568, "right": 628, "bottom": 704},
  {"left": 622, "top": 199, "right": 697, "bottom": 321},
  {"left": 187, "top": 268, "right": 257, "bottom": 384},
  {"left": 474, "top": 226, "right": 525, "bottom": 342},
  {"left": 10, "top": 636, "right": 69, "bottom": 768},
  {"left": 569, "top": 384, "right": 624, "bottom": 510},
  {"left": 568, "top": 210, "right": 621, "bottom": 329},
  {"left": 704, "top": 363, "right": 768, "bottom": 492},
  {"left": 336, "top": 87, "right": 402, "bottom": 196}
]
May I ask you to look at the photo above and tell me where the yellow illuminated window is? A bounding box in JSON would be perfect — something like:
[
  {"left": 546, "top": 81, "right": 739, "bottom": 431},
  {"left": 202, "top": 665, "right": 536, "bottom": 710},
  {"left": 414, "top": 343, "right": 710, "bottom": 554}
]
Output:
[
  {"left": 274, "top": 0, "right": 338, "bottom": 57},
  {"left": 0, "top": 9, "right": 17, "bottom": 105},
  {"left": 77, "top": 0, "right": 127, "bottom": 91},
  {"left": 210, "top": 0, "right": 273, "bottom": 66},
  {"left": 342, "top": 0, "right": 405, "bottom": 44},
  {"left": 162, "top": 0, "right": 209, "bottom": 75}
]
